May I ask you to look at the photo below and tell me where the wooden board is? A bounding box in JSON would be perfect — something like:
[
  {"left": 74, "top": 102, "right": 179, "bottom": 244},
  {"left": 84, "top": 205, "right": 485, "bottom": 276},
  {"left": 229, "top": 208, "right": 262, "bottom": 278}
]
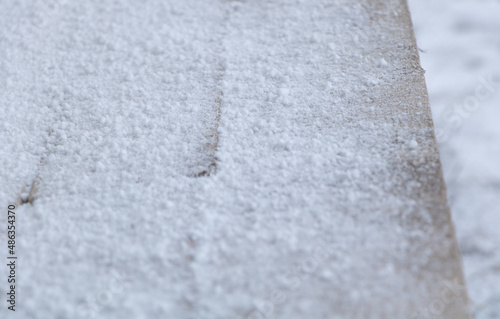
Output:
[{"left": 0, "top": 0, "right": 471, "bottom": 318}]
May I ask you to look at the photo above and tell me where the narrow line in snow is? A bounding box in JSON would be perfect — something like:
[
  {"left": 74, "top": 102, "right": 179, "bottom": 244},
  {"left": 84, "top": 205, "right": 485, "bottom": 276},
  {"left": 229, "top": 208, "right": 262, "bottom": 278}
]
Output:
[
  {"left": 197, "top": 87, "right": 223, "bottom": 178},
  {"left": 195, "top": 4, "right": 228, "bottom": 178}
]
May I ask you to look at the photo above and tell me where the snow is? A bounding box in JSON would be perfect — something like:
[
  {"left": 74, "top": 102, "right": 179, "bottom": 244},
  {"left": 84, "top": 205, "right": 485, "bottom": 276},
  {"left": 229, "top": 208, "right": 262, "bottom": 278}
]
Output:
[
  {"left": 1, "top": 0, "right": 470, "bottom": 318},
  {"left": 408, "top": 0, "right": 500, "bottom": 317}
]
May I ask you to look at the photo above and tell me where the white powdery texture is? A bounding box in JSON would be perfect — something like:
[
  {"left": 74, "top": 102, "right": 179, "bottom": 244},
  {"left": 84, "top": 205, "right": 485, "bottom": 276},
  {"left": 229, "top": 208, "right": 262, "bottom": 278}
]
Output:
[{"left": 0, "top": 0, "right": 468, "bottom": 318}]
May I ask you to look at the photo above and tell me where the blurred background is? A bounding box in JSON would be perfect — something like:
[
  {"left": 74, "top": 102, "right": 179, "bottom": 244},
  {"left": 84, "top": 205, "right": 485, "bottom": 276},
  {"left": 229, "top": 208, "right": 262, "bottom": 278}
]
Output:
[{"left": 408, "top": 0, "right": 500, "bottom": 317}]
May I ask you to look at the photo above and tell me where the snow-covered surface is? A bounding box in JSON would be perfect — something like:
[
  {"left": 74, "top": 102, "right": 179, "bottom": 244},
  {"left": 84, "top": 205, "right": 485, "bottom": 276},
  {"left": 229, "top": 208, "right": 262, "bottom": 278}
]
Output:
[
  {"left": 1, "top": 0, "right": 469, "bottom": 318},
  {"left": 408, "top": 0, "right": 500, "bottom": 317}
]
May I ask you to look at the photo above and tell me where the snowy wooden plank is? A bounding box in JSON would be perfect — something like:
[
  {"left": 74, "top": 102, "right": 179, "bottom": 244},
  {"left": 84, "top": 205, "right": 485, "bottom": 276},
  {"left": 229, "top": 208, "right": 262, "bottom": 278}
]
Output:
[{"left": 0, "top": 0, "right": 471, "bottom": 318}]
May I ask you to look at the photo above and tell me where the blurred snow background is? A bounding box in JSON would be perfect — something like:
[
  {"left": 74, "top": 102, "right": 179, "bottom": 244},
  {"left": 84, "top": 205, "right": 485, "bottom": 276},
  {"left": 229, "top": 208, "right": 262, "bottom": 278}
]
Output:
[{"left": 408, "top": 0, "right": 500, "bottom": 317}]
